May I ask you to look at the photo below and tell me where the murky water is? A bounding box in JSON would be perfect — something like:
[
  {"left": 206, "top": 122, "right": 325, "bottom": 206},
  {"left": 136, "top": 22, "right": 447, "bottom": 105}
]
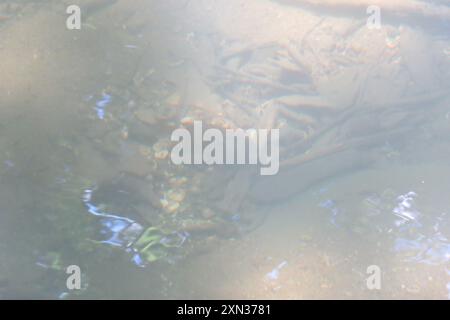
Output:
[{"left": 1, "top": 0, "right": 450, "bottom": 299}]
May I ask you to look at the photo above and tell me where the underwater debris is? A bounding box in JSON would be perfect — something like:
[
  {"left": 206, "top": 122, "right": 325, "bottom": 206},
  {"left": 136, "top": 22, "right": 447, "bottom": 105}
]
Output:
[
  {"left": 35, "top": 252, "right": 63, "bottom": 271},
  {"left": 319, "top": 199, "right": 340, "bottom": 227},
  {"left": 133, "top": 227, "right": 189, "bottom": 263},
  {"left": 393, "top": 191, "right": 420, "bottom": 225},
  {"left": 94, "top": 92, "right": 112, "bottom": 120},
  {"left": 82, "top": 187, "right": 190, "bottom": 266},
  {"left": 264, "top": 260, "right": 288, "bottom": 281}
]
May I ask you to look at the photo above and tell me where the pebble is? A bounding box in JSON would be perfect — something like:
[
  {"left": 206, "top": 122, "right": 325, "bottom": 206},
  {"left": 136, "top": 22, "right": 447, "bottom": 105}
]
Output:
[{"left": 135, "top": 109, "right": 157, "bottom": 125}]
